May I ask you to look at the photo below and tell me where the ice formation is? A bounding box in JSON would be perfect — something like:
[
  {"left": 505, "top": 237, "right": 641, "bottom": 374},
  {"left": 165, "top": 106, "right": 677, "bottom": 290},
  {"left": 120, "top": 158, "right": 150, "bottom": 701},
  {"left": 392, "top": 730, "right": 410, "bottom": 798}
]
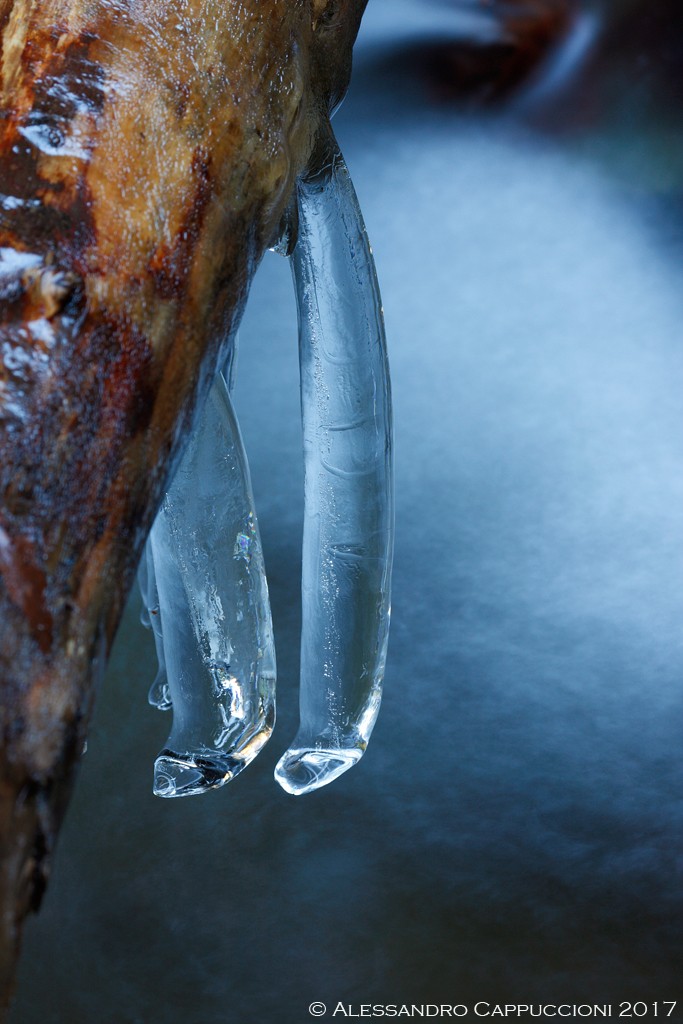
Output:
[{"left": 140, "top": 126, "right": 393, "bottom": 797}]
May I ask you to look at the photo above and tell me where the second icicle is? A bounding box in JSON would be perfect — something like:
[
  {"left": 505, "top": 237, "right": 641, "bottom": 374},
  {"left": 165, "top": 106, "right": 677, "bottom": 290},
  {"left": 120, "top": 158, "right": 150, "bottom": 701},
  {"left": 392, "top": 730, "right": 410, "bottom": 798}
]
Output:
[{"left": 275, "top": 124, "right": 394, "bottom": 795}]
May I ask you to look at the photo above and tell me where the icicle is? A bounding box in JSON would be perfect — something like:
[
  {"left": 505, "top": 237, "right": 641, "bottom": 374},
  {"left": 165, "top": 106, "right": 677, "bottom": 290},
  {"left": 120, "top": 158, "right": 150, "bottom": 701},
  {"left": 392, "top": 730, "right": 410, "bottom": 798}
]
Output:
[
  {"left": 274, "top": 124, "right": 394, "bottom": 795},
  {"left": 137, "top": 539, "right": 171, "bottom": 710},
  {"left": 138, "top": 344, "right": 240, "bottom": 716},
  {"left": 137, "top": 547, "right": 150, "bottom": 627},
  {"left": 148, "top": 364, "right": 276, "bottom": 798}
]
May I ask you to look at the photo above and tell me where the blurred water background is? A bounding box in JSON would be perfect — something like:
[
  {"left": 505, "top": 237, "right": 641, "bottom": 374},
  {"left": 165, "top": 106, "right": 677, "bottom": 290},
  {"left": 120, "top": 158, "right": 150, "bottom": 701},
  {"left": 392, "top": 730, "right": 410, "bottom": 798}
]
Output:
[{"left": 10, "top": 0, "right": 683, "bottom": 1019}]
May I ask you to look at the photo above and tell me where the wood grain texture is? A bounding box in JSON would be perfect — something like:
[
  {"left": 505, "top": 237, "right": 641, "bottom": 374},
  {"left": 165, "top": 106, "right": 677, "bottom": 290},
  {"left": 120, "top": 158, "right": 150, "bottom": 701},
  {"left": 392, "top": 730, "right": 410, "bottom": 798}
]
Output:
[{"left": 0, "top": 0, "right": 366, "bottom": 1007}]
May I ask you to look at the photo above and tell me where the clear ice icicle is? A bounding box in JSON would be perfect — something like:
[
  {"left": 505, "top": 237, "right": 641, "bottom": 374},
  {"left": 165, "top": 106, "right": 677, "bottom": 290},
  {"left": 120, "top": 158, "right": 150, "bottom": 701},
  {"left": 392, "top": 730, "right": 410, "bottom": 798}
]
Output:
[
  {"left": 138, "top": 345, "right": 239, "bottom": 716},
  {"left": 274, "top": 126, "right": 394, "bottom": 795},
  {"left": 137, "top": 539, "right": 171, "bottom": 710},
  {"left": 137, "top": 546, "right": 150, "bottom": 627},
  {"left": 149, "top": 369, "right": 275, "bottom": 798}
]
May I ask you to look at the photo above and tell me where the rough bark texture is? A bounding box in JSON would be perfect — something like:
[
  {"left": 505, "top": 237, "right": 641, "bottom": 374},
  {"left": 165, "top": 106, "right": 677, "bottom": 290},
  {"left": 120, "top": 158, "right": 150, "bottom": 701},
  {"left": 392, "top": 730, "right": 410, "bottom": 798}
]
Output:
[{"left": 0, "top": 0, "right": 367, "bottom": 1009}]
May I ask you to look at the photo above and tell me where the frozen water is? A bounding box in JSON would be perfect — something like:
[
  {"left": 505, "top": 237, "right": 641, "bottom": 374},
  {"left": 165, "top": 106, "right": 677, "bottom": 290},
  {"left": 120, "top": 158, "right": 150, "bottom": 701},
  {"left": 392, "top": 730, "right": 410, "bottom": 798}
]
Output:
[
  {"left": 137, "top": 540, "right": 171, "bottom": 711},
  {"left": 274, "top": 126, "right": 393, "bottom": 795},
  {"left": 142, "top": 128, "right": 394, "bottom": 798},
  {"left": 147, "top": 370, "right": 275, "bottom": 798}
]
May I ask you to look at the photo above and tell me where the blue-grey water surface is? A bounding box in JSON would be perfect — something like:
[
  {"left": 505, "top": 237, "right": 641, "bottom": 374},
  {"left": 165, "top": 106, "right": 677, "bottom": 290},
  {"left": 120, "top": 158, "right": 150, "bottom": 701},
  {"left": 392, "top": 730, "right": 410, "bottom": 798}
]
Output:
[{"left": 10, "top": 1, "right": 683, "bottom": 1020}]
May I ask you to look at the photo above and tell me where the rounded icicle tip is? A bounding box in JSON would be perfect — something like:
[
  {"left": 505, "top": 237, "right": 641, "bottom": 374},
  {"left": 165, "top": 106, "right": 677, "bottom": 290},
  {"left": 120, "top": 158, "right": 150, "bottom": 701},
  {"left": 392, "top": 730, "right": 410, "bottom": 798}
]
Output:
[
  {"left": 153, "top": 751, "right": 235, "bottom": 799},
  {"left": 274, "top": 747, "right": 363, "bottom": 796}
]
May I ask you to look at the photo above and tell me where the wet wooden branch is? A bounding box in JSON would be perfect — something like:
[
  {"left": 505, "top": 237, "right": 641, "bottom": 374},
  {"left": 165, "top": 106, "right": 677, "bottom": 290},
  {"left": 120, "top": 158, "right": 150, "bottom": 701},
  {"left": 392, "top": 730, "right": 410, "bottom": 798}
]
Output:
[{"left": 0, "top": 0, "right": 366, "bottom": 1009}]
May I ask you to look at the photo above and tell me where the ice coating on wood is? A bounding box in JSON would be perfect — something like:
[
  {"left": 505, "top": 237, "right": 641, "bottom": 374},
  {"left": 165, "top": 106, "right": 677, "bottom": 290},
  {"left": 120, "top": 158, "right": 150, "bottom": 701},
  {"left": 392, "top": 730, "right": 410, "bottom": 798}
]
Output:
[
  {"left": 147, "top": 371, "right": 276, "bottom": 798},
  {"left": 274, "top": 127, "right": 394, "bottom": 796}
]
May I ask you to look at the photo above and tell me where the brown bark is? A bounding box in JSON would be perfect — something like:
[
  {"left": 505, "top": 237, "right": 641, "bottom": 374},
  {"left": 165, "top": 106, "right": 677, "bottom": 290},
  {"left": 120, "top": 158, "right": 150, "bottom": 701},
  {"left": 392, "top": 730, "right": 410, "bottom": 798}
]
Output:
[{"left": 0, "top": 0, "right": 367, "bottom": 1010}]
